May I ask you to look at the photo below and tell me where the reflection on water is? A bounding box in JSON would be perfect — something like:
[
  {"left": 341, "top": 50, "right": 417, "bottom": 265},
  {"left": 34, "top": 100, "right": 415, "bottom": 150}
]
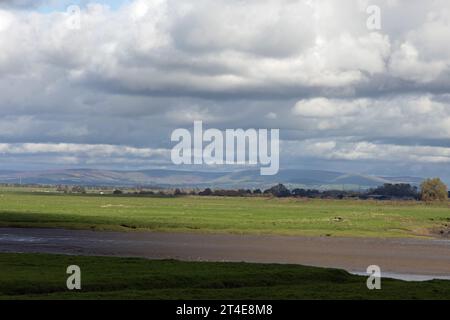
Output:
[
  {"left": 351, "top": 271, "right": 450, "bottom": 282},
  {"left": 0, "top": 234, "right": 43, "bottom": 243}
]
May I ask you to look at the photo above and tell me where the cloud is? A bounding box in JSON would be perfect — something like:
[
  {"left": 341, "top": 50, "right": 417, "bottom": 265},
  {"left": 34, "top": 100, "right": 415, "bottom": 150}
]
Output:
[
  {"left": 284, "top": 139, "right": 450, "bottom": 164},
  {"left": 290, "top": 95, "right": 450, "bottom": 142},
  {"left": 389, "top": 42, "right": 448, "bottom": 83},
  {"left": 1, "top": 0, "right": 449, "bottom": 99},
  {"left": 0, "top": 0, "right": 449, "bottom": 178},
  {"left": 0, "top": 142, "right": 168, "bottom": 157},
  {"left": 293, "top": 98, "right": 367, "bottom": 118},
  {"left": 0, "top": 0, "right": 43, "bottom": 8},
  {"left": 0, "top": 143, "right": 171, "bottom": 169}
]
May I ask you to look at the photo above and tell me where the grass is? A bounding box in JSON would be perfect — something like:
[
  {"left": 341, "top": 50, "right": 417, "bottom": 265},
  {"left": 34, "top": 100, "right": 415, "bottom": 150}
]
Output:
[
  {"left": 0, "top": 192, "right": 449, "bottom": 238},
  {"left": 0, "top": 252, "right": 449, "bottom": 300}
]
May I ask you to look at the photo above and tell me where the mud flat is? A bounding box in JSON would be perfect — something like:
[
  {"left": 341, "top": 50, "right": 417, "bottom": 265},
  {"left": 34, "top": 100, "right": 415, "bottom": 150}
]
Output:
[{"left": 1, "top": 227, "right": 450, "bottom": 280}]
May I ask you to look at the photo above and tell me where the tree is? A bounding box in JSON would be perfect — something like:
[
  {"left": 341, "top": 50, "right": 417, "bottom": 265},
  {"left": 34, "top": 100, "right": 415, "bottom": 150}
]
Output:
[
  {"left": 71, "top": 186, "right": 86, "bottom": 194},
  {"left": 174, "top": 188, "right": 185, "bottom": 196},
  {"left": 372, "top": 183, "right": 418, "bottom": 198},
  {"left": 253, "top": 189, "right": 262, "bottom": 195},
  {"left": 57, "top": 185, "right": 69, "bottom": 193},
  {"left": 199, "top": 188, "right": 213, "bottom": 196},
  {"left": 420, "top": 178, "right": 448, "bottom": 202},
  {"left": 263, "top": 184, "right": 291, "bottom": 197}
]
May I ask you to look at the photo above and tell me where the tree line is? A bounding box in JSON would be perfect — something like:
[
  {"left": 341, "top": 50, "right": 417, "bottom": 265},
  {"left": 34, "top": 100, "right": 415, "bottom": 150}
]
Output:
[
  {"left": 53, "top": 177, "right": 449, "bottom": 202},
  {"left": 192, "top": 178, "right": 448, "bottom": 202}
]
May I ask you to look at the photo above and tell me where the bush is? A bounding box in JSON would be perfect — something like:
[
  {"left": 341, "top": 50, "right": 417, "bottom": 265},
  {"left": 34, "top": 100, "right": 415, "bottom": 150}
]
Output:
[{"left": 420, "top": 178, "right": 448, "bottom": 202}]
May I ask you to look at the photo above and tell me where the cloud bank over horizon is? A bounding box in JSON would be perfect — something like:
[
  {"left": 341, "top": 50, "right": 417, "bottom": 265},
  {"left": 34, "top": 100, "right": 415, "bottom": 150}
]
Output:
[{"left": 1, "top": 0, "right": 450, "bottom": 180}]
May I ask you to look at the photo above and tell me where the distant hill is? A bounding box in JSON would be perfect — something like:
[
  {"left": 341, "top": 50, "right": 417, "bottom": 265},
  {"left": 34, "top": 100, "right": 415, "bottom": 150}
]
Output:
[{"left": 0, "top": 168, "right": 424, "bottom": 190}]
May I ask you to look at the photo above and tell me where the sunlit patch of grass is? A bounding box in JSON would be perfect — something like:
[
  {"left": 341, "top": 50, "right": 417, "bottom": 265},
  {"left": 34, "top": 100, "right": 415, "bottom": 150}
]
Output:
[{"left": 0, "top": 193, "right": 449, "bottom": 238}]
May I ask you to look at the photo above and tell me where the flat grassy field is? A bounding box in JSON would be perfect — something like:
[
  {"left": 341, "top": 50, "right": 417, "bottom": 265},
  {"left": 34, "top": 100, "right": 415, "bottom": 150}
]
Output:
[
  {"left": 1, "top": 253, "right": 449, "bottom": 300},
  {"left": 0, "top": 192, "right": 449, "bottom": 238}
]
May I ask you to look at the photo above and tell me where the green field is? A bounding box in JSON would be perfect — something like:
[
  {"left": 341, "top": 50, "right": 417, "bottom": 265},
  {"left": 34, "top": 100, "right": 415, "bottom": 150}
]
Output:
[
  {"left": 0, "top": 192, "right": 449, "bottom": 238},
  {"left": 0, "top": 253, "right": 449, "bottom": 300}
]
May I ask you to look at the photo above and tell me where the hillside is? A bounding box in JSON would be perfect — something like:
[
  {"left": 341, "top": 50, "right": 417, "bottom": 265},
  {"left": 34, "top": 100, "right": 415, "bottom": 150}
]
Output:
[{"left": 0, "top": 169, "right": 423, "bottom": 190}]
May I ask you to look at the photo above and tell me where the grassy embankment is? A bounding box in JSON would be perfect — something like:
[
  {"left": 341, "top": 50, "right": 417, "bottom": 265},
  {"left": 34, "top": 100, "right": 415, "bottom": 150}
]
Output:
[{"left": 1, "top": 253, "right": 449, "bottom": 300}]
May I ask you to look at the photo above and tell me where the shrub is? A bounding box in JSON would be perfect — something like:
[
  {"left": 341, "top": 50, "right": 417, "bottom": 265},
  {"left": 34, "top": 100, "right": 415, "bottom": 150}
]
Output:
[{"left": 420, "top": 178, "right": 448, "bottom": 202}]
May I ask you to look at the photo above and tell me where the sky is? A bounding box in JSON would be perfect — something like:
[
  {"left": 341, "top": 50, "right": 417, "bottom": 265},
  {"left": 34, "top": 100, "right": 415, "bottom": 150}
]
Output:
[{"left": 0, "top": 0, "right": 450, "bottom": 180}]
